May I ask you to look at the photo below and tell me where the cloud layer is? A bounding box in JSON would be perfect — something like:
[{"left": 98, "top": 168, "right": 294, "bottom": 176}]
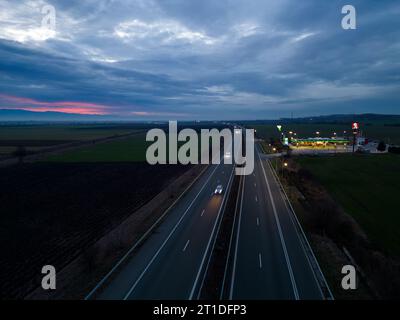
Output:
[{"left": 0, "top": 0, "right": 399, "bottom": 119}]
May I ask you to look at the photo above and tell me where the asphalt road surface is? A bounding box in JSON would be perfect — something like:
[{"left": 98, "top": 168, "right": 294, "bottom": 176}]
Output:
[
  {"left": 229, "top": 143, "right": 326, "bottom": 299},
  {"left": 92, "top": 160, "right": 235, "bottom": 300},
  {"left": 88, "top": 141, "right": 330, "bottom": 300}
]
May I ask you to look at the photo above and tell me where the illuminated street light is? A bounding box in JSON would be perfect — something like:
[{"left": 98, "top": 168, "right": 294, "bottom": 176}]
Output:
[
  {"left": 289, "top": 131, "right": 293, "bottom": 135},
  {"left": 284, "top": 162, "right": 288, "bottom": 167},
  {"left": 272, "top": 147, "right": 276, "bottom": 152}
]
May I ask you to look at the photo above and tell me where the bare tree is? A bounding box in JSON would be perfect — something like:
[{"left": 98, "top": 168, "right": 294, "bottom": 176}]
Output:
[{"left": 13, "top": 146, "right": 28, "bottom": 164}]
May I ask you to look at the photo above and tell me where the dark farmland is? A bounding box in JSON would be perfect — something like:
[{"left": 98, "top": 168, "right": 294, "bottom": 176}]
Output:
[{"left": 0, "top": 162, "right": 190, "bottom": 299}]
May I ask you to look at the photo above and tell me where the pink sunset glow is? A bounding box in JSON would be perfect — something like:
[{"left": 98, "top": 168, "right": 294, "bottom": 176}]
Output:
[{"left": 0, "top": 94, "right": 110, "bottom": 115}]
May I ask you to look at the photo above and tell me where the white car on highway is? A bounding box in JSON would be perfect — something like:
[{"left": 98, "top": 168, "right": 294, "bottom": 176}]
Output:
[{"left": 214, "top": 184, "right": 223, "bottom": 195}]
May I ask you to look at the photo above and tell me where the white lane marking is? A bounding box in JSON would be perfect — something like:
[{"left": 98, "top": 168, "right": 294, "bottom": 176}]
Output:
[
  {"left": 229, "top": 175, "right": 245, "bottom": 300},
  {"left": 266, "top": 160, "right": 328, "bottom": 299},
  {"left": 259, "top": 253, "right": 262, "bottom": 269},
  {"left": 85, "top": 163, "right": 210, "bottom": 300},
  {"left": 258, "top": 151, "right": 300, "bottom": 300},
  {"left": 191, "top": 166, "right": 235, "bottom": 300},
  {"left": 255, "top": 195, "right": 258, "bottom": 202},
  {"left": 183, "top": 240, "right": 190, "bottom": 252},
  {"left": 253, "top": 173, "right": 255, "bottom": 177},
  {"left": 122, "top": 162, "right": 222, "bottom": 300},
  {"left": 220, "top": 175, "right": 242, "bottom": 300},
  {"left": 201, "top": 209, "right": 205, "bottom": 217},
  {"left": 256, "top": 217, "right": 260, "bottom": 226},
  {"left": 254, "top": 182, "right": 256, "bottom": 187}
]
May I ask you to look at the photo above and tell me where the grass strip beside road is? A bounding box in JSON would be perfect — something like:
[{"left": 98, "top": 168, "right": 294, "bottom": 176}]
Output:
[{"left": 296, "top": 154, "right": 400, "bottom": 256}]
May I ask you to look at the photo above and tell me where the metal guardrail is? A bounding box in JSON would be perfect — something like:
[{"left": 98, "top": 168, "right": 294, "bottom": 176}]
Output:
[{"left": 266, "top": 159, "right": 334, "bottom": 300}]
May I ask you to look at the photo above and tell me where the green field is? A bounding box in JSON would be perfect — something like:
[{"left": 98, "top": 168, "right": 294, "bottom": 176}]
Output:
[
  {"left": 297, "top": 154, "right": 400, "bottom": 256},
  {"left": 0, "top": 124, "right": 143, "bottom": 141},
  {"left": 42, "top": 133, "right": 200, "bottom": 163},
  {"left": 43, "top": 134, "right": 150, "bottom": 162},
  {"left": 0, "top": 124, "right": 149, "bottom": 158},
  {"left": 252, "top": 124, "right": 400, "bottom": 145}
]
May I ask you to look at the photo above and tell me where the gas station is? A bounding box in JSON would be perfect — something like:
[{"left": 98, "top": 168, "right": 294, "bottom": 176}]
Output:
[
  {"left": 275, "top": 122, "right": 363, "bottom": 153},
  {"left": 291, "top": 137, "right": 349, "bottom": 148}
]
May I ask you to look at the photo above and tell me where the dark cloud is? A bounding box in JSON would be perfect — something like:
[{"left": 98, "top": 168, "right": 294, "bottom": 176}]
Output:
[{"left": 0, "top": 0, "right": 399, "bottom": 119}]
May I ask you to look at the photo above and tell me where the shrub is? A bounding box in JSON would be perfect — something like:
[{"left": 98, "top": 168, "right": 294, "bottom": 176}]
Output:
[
  {"left": 377, "top": 141, "right": 386, "bottom": 152},
  {"left": 388, "top": 146, "right": 400, "bottom": 154}
]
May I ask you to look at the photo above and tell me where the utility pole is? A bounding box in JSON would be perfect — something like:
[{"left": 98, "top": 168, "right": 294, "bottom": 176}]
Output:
[{"left": 352, "top": 122, "right": 359, "bottom": 154}]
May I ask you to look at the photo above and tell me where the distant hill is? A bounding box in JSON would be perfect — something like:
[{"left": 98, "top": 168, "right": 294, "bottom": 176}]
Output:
[
  {"left": 240, "top": 114, "right": 400, "bottom": 125},
  {"left": 1, "top": 109, "right": 400, "bottom": 125},
  {"left": 279, "top": 114, "right": 400, "bottom": 125},
  {"left": 0, "top": 109, "right": 122, "bottom": 122}
]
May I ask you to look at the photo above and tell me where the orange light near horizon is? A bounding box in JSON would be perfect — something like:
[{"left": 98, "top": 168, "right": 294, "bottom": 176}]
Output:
[
  {"left": 0, "top": 94, "right": 110, "bottom": 115},
  {"left": 22, "top": 107, "right": 107, "bottom": 115}
]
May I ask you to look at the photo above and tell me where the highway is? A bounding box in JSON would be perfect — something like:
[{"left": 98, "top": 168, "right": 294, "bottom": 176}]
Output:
[
  {"left": 90, "top": 159, "right": 235, "bottom": 300},
  {"left": 87, "top": 139, "right": 330, "bottom": 300},
  {"left": 228, "top": 143, "right": 328, "bottom": 299}
]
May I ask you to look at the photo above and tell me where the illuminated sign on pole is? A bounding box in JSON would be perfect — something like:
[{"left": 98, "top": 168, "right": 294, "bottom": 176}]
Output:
[
  {"left": 351, "top": 122, "right": 359, "bottom": 153},
  {"left": 284, "top": 137, "right": 289, "bottom": 146}
]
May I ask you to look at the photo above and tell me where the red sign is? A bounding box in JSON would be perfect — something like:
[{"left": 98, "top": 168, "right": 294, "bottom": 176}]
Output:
[{"left": 352, "top": 122, "right": 359, "bottom": 130}]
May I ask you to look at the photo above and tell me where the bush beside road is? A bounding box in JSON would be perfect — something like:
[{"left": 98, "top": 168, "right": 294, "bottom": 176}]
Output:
[
  {"left": 278, "top": 154, "right": 400, "bottom": 298},
  {"left": 296, "top": 154, "right": 400, "bottom": 256}
]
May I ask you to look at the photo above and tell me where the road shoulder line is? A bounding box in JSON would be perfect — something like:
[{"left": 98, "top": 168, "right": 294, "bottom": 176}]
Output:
[
  {"left": 258, "top": 150, "right": 300, "bottom": 300},
  {"left": 123, "top": 163, "right": 222, "bottom": 299},
  {"left": 266, "top": 158, "right": 334, "bottom": 300},
  {"left": 228, "top": 174, "right": 245, "bottom": 299},
  {"left": 84, "top": 164, "right": 210, "bottom": 300},
  {"left": 191, "top": 165, "right": 235, "bottom": 300}
]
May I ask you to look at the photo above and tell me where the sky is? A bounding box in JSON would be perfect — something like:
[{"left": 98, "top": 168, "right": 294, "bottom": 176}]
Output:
[{"left": 0, "top": 0, "right": 399, "bottom": 120}]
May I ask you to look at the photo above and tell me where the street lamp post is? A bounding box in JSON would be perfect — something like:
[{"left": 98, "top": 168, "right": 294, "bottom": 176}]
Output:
[{"left": 282, "top": 161, "right": 288, "bottom": 180}]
